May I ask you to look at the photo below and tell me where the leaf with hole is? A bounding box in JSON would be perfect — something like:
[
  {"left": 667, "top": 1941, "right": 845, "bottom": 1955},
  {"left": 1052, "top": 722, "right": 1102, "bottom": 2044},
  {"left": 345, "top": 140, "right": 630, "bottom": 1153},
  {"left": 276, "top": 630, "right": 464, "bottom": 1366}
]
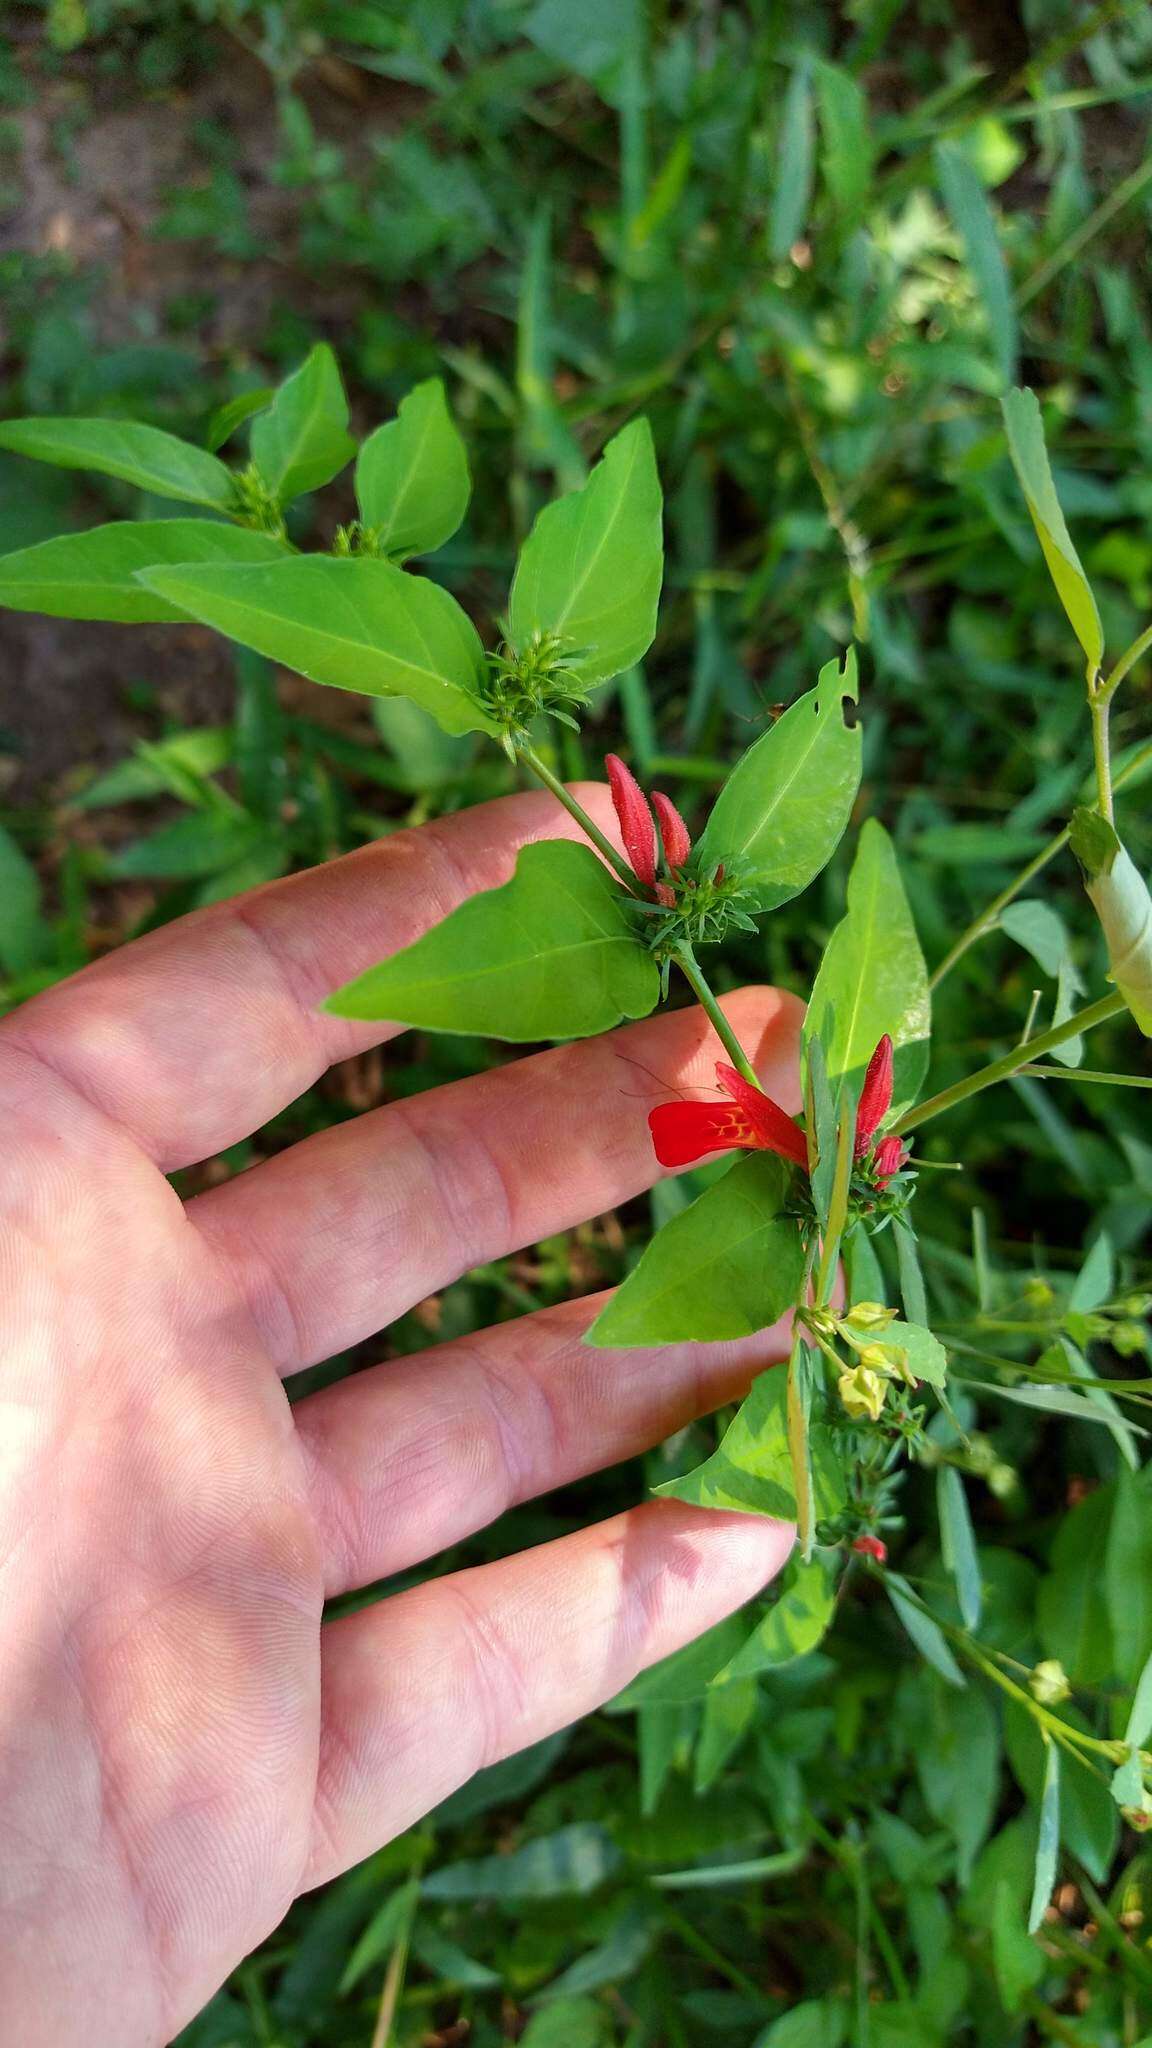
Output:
[{"left": 694, "top": 651, "right": 861, "bottom": 914}]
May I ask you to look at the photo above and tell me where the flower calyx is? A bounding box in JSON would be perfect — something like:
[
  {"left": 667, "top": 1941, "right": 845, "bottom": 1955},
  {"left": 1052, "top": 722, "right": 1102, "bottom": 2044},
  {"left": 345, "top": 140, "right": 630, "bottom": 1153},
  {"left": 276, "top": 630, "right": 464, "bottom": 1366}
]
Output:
[{"left": 483, "top": 630, "right": 593, "bottom": 744}]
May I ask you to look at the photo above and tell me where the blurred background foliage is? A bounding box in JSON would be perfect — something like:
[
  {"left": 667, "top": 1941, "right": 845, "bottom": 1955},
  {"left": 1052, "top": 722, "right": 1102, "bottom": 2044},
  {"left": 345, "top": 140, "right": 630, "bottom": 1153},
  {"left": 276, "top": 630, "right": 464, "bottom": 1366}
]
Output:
[{"left": 2, "top": 1, "right": 1152, "bottom": 2042}]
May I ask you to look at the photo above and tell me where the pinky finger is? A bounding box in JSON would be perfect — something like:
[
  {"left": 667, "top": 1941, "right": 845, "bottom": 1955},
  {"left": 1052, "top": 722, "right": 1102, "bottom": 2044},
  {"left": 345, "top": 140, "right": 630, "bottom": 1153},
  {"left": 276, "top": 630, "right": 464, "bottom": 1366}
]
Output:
[{"left": 303, "top": 1499, "right": 795, "bottom": 1890}]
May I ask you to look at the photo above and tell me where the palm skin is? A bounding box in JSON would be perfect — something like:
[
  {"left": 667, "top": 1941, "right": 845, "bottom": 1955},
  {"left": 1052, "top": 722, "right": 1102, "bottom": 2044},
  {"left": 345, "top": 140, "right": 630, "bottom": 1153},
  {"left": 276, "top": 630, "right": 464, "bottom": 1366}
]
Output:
[{"left": 0, "top": 785, "right": 799, "bottom": 2044}]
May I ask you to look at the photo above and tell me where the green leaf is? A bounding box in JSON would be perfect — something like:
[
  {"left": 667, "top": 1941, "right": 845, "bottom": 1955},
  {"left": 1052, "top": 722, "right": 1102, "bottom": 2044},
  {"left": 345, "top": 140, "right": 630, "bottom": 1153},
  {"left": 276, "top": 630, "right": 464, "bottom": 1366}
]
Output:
[
  {"left": 756, "top": 1999, "right": 848, "bottom": 2048},
  {"left": 1000, "top": 898, "right": 1085, "bottom": 1065},
  {"left": 0, "top": 519, "right": 286, "bottom": 623},
  {"left": 585, "top": 1154, "right": 804, "bottom": 1348},
  {"left": 1037, "top": 1483, "right": 1115, "bottom": 1685},
  {"left": 355, "top": 377, "right": 471, "bottom": 561},
  {"left": 0, "top": 416, "right": 235, "bottom": 512},
  {"left": 205, "top": 387, "right": 274, "bottom": 452},
  {"left": 338, "top": 1880, "right": 419, "bottom": 1995},
  {"left": 815, "top": 60, "right": 873, "bottom": 225},
  {"left": 935, "top": 141, "right": 1018, "bottom": 387},
  {"left": 137, "top": 556, "right": 499, "bottom": 737},
  {"left": 886, "top": 1576, "right": 965, "bottom": 1688},
  {"left": 656, "top": 1367, "right": 845, "bottom": 1524},
  {"left": 1004, "top": 1701, "right": 1119, "bottom": 1884},
  {"left": 508, "top": 417, "right": 663, "bottom": 685},
  {"left": 769, "top": 61, "right": 814, "bottom": 261},
  {"left": 1028, "top": 1740, "right": 1060, "bottom": 1935},
  {"left": 1000, "top": 388, "right": 1103, "bottom": 677},
  {"left": 883, "top": 1320, "right": 948, "bottom": 1389},
  {"left": 249, "top": 343, "right": 356, "bottom": 503},
  {"left": 694, "top": 651, "right": 862, "bottom": 914},
  {"left": 423, "top": 1824, "right": 619, "bottom": 1902},
  {"left": 714, "top": 1554, "right": 837, "bottom": 1681},
  {"left": 803, "top": 818, "right": 931, "bottom": 1114},
  {"left": 608, "top": 1615, "right": 749, "bottom": 1710},
  {"left": 520, "top": 2000, "right": 606, "bottom": 2048},
  {"left": 937, "top": 1467, "right": 982, "bottom": 1630},
  {"left": 915, "top": 1679, "right": 998, "bottom": 1882},
  {"left": 324, "top": 838, "right": 660, "bottom": 1040},
  {"left": 1070, "top": 810, "right": 1152, "bottom": 1036},
  {"left": 1106, "top": 1465, "right": 1152, "bottom": 1685},
  {"left": 0, "top": 823, "right": 49, "bottom": 976},
  {"left": 1124, "top": 1643, "right": 1152, "bottom": 1751},
  {"left": 694, "top": 1679, "right": 758, "bottom": 1792}
]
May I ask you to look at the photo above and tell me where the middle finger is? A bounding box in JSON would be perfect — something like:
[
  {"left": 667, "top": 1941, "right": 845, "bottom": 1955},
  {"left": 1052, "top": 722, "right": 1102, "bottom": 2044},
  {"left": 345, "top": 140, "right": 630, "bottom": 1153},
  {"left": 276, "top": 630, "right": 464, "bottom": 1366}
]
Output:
[{"left": 189, "top": 985, "right": 803, "bottom": 1375}]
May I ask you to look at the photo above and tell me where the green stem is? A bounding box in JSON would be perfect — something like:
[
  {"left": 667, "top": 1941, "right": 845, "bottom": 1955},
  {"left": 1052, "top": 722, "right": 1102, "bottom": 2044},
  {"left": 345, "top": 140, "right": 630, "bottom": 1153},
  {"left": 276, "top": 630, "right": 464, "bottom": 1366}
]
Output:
[
  {"left": 1090, "top": 686, "right": 1114, "bottom": 822},
  {"left": 892, "top": 992, "right": 1128, "bottom": 1138},
  {"left": 927, "top": 736, "right": 1152, "bottom": 991},
  {"left": 1102, "top": 619, "right": 1152, "bottom": 701},
  {"left": 1022, "top": 1064, "right": 1152, "bottom": 1088},
  {"left": 517, "top": 741, "right": 638, "bottom": 889},
  {"left": 673, "top": 944, "right": 760, "bottom": 1087}
]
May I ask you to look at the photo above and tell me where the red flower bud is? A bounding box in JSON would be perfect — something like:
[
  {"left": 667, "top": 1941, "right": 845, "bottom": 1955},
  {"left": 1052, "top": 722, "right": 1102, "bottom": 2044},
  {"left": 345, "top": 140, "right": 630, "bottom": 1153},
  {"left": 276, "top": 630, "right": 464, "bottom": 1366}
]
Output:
[
  {"left": 855, "top": 1035, "right": 894, "bottom": 1157},
  {"left": 651, "top": 791, "right": 692, "bottom": 872},
  {"left": 853, "top": 1533, "right": 887, "bottom": 1564},
  {"left": 605, "top": 754, "right": 657, "bottom": 886},
  {"left": 873, "top": 1135, "right": 906, "bottom": 1186}
]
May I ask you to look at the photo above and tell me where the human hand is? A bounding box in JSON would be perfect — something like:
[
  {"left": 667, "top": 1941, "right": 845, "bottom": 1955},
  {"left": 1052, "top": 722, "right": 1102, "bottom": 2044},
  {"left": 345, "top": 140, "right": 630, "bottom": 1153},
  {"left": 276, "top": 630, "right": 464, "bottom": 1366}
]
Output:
[{"left": 0, "top": 785, "right": 801, "bottom": 2044}]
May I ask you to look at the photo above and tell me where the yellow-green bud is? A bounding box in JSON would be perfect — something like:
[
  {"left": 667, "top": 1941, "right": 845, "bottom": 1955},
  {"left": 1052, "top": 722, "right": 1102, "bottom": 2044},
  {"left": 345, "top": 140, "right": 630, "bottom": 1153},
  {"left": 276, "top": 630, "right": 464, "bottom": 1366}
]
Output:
[
  {"left": 1120, "top": 1293, "right": 1151, "bottom": 1318},
  {"left": 1029, "top": 1659, "right": 1070, "bottom": 1705},
  {"left": 1023, "top": 1277, "right": 1054, "bottom": 1309},
  {"left": 858, "top": 1341, "right": 915, "bottom": 1387},
  {"left": 966, "top": 1434, "right": 997, "bottom": 1477},
  {"left": 987, "top": 1461, "right": 1017, "bottom": 1500},
  {"left": 842, "top": 1301, "right": 897, "bottom": 1336},
  {"left": 1112, "top": 1321, "right": 1147, "bottom": 1358},
  {"left": 838, "top": 1364, "right": 888, "bottom": 1423}
]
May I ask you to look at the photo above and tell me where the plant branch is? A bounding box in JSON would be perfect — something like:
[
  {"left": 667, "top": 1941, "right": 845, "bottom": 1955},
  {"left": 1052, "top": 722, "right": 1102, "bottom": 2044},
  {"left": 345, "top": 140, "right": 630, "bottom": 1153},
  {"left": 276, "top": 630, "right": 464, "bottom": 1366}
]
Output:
[
  {"left": 673, "top": 944, "right": 761, "bottom": 1087},
  {"left": 927, "top": 737, "right": 1152, "bottom": 991},
  {"left": 1089, "top": 683, "right": 1114, "bottom": 822},
  {"left": 517, "top": 741, "right": 638, "bottom": 888},
  {"left": 891, "top": 992, "right": 1128, "bottom": 1137}
]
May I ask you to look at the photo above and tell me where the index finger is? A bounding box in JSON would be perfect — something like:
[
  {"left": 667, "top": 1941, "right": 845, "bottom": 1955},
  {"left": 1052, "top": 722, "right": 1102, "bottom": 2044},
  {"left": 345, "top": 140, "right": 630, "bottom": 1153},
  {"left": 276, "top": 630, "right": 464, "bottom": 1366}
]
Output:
[{"left": 0, "top": 785, "right": 623, "bottom": 1171}]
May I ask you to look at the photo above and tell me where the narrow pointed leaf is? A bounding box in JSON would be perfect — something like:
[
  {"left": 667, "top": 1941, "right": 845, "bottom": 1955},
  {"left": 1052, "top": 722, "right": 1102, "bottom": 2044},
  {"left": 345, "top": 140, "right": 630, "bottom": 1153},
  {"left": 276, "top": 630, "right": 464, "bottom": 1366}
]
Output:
[
  {"left": 508, "top": 417, "right": 663, "bottom": 685},
  {"left": 1000, "top": 387, "right": 1103, "bottom": 676},
  {"left": 803, "top": 817, "right": 931, "bottom": 1114},
  {"left": 0, "top": 519, "right": 285, "bottom": 622},
  {"left": 137, "top": 556, "right": 499, "bottom": 737},
  {"left": 769, "top": 61, "right": 814, "bottom": 260},
  {"left": 355, "top": 377, "right": 470, "bottom": 560},
  {"left": 325, "top": 838, "right": 659, "bottom": 1040},
  {"left": 0, "top": 416, "right": 235, "bottom": 511},
  {"left": 694, "top": 650, "right": 861, "bottom": 913},
  {"left": 935, "top": 142, "right": 1018, "bottom": 387},
  {"left": 656, "top": 1367, "right": 845, "bottom": 1524},
  {"left": 1027, "top": 1739, "right": 1060, "bottom": 1934},
  {"left": 886, "top": 1574, "right": 966, "bottom": 1686},
  {"left": 250, "top": 343, "right": 356, "bottom": 503},
  {"left": 586, "top": 1154, "right": 803, "bottom": 1347},
  {"left": 937, "top": 1466, "right": 982, "bottom": 1629}
]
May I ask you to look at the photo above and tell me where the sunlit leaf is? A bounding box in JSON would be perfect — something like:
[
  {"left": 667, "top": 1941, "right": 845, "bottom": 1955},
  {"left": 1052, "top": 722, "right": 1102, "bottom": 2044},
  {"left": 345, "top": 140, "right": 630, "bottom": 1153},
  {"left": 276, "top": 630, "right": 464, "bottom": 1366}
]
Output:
[
  {"left": 803, "top": 817, "right": 931, "bottom": 1113},
  {"left": 656, "top": 1368, "right": 845, "bottom": 1524},
  {"left": 250, "top": 343, "right": 356, "bottom": 503},
  {"left": 0, "top": 416, "right": 235, "bottom": 511},
  {"left": 355, "top": 377, "right": 470, "bottom": 560},
  {"left": 0, "top": 519, "right": 285, "bottom": 623}
]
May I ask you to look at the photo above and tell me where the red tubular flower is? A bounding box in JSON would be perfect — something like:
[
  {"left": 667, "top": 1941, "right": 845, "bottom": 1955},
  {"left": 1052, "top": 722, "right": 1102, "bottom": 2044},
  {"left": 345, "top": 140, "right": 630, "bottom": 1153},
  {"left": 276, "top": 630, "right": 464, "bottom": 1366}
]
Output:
[
  {"left": 853, "top": 1534, "right": 888, "bottom": 1564},
  {"left": 605, "top": 754, "right": 656, "bottom": 887},
  {"left": 854, "top": 1034, "right": 894, "bottom": 1157},
  {"left": 873, "top": 1135, "right": 907, "bottom": 1187},
  {"left": 651, "top": 790, "right": 692, "bottom": 872},
  {"left": 649, "top": 1062, "right": 809, "bottom": 1171}
]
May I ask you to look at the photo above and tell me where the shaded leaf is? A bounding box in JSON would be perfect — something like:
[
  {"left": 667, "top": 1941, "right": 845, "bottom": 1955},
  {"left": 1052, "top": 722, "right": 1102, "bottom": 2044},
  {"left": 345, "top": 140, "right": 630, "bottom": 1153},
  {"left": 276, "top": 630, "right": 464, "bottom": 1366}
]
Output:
[
  {"left": 0, "top": 823, "right": 49, "bottom": 977},
  {"left": 656, "top": 1368, "right": 845, "bottom": 1524},
  {"left": 585, "top": 1154, "right": 803, "bottom": 1347},
  {"left": 935, "top": 142, "right": 1018, "bottom": 387},
  {"left": 1037, "top": 1483, "right": 1115, "bottom": 1685},
  {"left": 887, "top": 1576, "right": 965, "bottom": 1688},
  {"left": 325, "top": 838, "right": 659, "bottom": 1039},
  {"left": 1027, "top": 1739, "right": 1060, "bottom": 1934},
  {"left": 769, "top": 62, "right": 814, "bottom": 261},
  {"left": 937, "top": 1467, "right": 982, "bottom": 1630},
  {"left": 714, "top": 1554, "right": 837, "bottom": 1680},
  {"left": 423, "top": 1824, "right": 619, "bottom": 1901}
]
